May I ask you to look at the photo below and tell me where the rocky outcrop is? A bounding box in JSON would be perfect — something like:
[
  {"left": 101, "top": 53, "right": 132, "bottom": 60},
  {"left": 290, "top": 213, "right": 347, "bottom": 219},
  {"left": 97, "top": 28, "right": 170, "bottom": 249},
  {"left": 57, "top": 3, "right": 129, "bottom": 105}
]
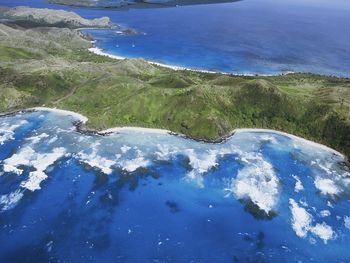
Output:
[{"left": 0, "top": 6, "right": 111, "bottom": 28}]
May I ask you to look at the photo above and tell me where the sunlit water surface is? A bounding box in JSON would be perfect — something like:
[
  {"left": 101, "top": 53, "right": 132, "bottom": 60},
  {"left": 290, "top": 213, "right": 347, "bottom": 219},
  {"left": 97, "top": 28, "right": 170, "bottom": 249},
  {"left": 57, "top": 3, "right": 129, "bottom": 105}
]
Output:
[
  {"left": 1, "top": 0, "right": 350, "bottom": 262},
  {"left": 0, "top": 111, "right": 349, "bottom": 262},
  {"left": 2, "top": 0, "right": 350, "bottom": 76}
]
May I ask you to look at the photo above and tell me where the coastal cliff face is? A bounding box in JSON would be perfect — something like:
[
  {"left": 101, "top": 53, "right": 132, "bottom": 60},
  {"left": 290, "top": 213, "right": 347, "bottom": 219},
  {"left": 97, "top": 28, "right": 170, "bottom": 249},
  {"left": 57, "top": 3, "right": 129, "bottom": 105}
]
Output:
[
  {"left": 49, "top": 0, "right": 238, "bottom": 8},
  {"left": 0, "top": 6, "right": 111, "bottom": 28}
]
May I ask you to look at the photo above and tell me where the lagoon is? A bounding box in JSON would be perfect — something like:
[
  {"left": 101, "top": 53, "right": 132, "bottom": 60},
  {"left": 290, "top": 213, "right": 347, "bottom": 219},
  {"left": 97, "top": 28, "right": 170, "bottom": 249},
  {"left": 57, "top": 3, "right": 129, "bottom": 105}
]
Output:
[{"left": 0, "top": 110, "right": 350, "bottom": 262}]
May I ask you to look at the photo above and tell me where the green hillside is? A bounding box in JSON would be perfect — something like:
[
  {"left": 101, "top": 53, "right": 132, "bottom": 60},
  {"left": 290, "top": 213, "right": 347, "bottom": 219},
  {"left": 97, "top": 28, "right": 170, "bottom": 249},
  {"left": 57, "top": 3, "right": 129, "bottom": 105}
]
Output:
[{"left": 0, "top": 22, "right": 349, "bottom": 158}]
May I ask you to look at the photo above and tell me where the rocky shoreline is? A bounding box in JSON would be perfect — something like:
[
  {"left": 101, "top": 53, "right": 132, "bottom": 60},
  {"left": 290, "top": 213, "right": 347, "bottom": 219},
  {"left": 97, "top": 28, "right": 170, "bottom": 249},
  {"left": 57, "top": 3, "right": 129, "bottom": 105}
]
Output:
[{"left": 2, "top": 106, "right": 347, "bottom": 165}]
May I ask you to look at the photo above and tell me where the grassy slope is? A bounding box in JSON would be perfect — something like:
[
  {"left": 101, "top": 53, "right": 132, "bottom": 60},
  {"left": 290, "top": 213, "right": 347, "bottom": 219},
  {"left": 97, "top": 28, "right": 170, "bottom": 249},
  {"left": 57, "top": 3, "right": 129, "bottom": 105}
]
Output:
[{"left": 0, "top": 23, "right": 349, "bottom": 158}]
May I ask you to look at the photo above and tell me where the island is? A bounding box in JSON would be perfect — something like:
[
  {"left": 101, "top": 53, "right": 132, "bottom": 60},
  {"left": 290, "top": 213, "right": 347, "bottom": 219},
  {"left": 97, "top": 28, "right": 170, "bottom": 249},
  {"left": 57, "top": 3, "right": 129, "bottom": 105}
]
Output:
[
  {"left": 49, "top": 0, "right": 240, "bottom": 9},
  {"left": 0, "top": 6, "right": 349, "bottom": 159}
]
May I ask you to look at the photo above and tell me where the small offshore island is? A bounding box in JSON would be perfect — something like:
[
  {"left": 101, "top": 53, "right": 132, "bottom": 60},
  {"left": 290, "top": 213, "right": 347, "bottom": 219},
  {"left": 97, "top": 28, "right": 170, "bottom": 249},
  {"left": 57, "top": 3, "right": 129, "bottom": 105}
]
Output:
[
  {"left": 0, "top": 6, "right": 349, "bottom": 158},
  {"left": 1, "top": 4, "right": 350, "bottom": 263}
]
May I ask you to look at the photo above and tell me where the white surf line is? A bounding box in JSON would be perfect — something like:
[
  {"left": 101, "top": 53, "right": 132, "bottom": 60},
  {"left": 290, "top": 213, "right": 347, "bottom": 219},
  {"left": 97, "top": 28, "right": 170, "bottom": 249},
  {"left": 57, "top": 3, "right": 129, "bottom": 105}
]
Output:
[
  {"left": 234, "top": 128, "right": 344, "bottom": 157},
  {"left": 88, "top": 46, "right": 294, "bottom": 77},
  {"left": 88, "top": 47, "right": 125, "bottom": 60},
  {"left": 26, "top": 107, "right": 345, "bottom": 158},
  {"left": 88, "top": 47, "right": 203, "bottom": 72},
  {"left": 30, "top": 107, "right": 171, "bottom": 135},
  {"left": 100, "top": 126, "right": 171, "bottom": 135},
  {"left": 30, "top": 107, "right": 88, "bottom": 123}
]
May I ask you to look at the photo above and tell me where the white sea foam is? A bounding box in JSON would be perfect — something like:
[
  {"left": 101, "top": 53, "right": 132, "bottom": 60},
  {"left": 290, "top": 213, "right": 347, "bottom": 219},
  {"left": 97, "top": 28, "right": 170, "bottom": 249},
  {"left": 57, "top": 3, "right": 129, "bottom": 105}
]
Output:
[
  {"left": 155, "top": 144, "right": 175, "bottom": 161},
  {"left": 0, "top": 120, "right": 28, "bottom": 145},
  {"left": 32, "top": 107, "right": 88, "bottom": 123},
  {"left": 77, "top": 145, "right": 116, "bottom": 175},
  {"left": 21, "top": 147, "right": 67, "bottom": 191},
  {"left": 78, "top": 144, "right": 152, "bottom": 174},
  {"left": 3, "top": 146, "right": 35, "bottom": 175},
  {"left": 259, "top": 134, "right": 278, "bottom": 144},
  {"left": 47, "top": 135, "right": 58, "bottom": 144},
  {"left": 88, "top": 46, "right": 288, "bottom": 77},
  {"left": 186, "top": 149, "right": 218, "bottom": 174},
  {"left": 292, "top": 175, "right": 304, "bottom": 193},
  {"left": 89, "top": 47, "right": 125, "bottom": 60},
  {"left": 314, "top": 177, "right": 341, "bottom": 196},
  {"left": 344, "top": 216, "right": 350, "bottom": 230},
  {"left": 234, "top": 129, "right": 344, "bottom": 158},
  {"left": 0, "top": 189, "right": 24, "bottom": 212},
  {"left": 185, "top": 149, "right": 219, "bottom": 187},
  {"left": 289, "top": 199, "right": 312, "bottom": 238},
  {"left": 22, "top": 171, "right": 48, "bottom": 192},
  {"left": 121, "top": 156, "right": 150, "bottom": 172},
  {"left": 299, "top": 199, "right": 308, "bottom": 207},
  {"left": 89, "top": 47, "right": 210, "bottom": 73},
  {"left": 320, "top": 210, "right": 331, "bottom": 217},
  {"left": 118, "top": 148, "right": 150, "bottom": 172},
  {"left": 121, "top": 145, "right": 131, "bottom": 153},
  {"left": 289, "top": 199, "right": 334, "bottom": 243},
  {"left": 311, "top": 222, "right": 334, "bottom": 244},
  {"left": 100, "top": 126, "right": 171, "bottom": 135},
  {"left": 229, "top": 153, "right": 279, "bottom": 213},
  {"left": 327, "top": 201, "right": 334, "bottom": 208},
  {"left": 3, "top": 146, "right": 66, "bottom": 191},
  {"left": 25, "top": 133, "right": 49, "bottom": 144}
]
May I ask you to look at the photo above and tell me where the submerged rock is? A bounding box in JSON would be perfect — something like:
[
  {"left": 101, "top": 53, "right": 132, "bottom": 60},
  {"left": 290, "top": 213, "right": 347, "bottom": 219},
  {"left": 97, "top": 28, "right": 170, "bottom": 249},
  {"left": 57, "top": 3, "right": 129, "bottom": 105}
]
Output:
[{"left": 243, "top": 199, "right": 278, "bottom": 220}]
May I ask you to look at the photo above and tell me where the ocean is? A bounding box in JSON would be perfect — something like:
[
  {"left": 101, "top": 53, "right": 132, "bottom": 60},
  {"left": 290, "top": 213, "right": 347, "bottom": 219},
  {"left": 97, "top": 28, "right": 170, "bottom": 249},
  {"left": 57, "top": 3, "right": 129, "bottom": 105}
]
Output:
[
  {"left": 0, "top": 110, "right": 349, "bottom": 262},
  {"left": 1, "top": 0, "right": 350, "bottom": 261},
  {"left": 2, "top": 0, "right": 350, "bottom": 76}
]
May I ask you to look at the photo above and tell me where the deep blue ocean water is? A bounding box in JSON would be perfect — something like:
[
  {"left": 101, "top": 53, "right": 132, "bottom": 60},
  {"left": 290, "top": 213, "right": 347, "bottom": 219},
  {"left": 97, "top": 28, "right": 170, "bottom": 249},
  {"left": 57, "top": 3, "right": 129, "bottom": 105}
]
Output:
[
  {"left": 2, "top": 0, "right": 350, "bottom": 76},
  {"left": 0, "top": 111, "right": 350, "bottom": 262},
  {"left": 1, "top": 1, "right": 350, "bottom": 262}
]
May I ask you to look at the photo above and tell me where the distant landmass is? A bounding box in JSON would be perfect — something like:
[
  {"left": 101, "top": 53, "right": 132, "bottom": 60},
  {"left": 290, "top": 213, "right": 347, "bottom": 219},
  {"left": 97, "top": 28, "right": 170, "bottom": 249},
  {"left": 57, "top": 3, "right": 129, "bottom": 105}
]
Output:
[
  {"left": 0, "top": 6, "right": 349, "bottom": 159},
  {"left": 49, "top": 0, "right": 239, "bottom": 8},
  {"left": 0, "top": 6, "right": 111, "bottom": 28}
]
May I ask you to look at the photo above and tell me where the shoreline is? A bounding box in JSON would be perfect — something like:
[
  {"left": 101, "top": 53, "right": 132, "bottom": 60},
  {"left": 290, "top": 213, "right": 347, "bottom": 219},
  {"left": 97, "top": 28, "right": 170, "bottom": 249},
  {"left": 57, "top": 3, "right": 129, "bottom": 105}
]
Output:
[
  {"left": 31, "top": 107, "right": 89, "bottom": 123},
  {"left": 88, "top": 47, "right": 221, "bottom": 74},
  {"left": 2, "top": 106, "right": 345, "bottom": 160},
  {"left": 234, "top": 128, "right": 343, "bottom": 157},
  {"left": 88, "top": 47, "right": 296, "bottom": 77}
]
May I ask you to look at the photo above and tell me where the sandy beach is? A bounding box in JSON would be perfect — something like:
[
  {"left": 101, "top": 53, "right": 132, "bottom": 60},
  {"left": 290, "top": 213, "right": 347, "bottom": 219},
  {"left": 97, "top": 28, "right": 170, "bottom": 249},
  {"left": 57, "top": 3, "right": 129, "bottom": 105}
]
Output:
[
  {"left": 28, "top": 107, "right": 345, "bottom": 159},
  {"left": 99, "top": 126, "right": 172, "bottom": 135},
  {"left": 88, "top": 47, "right": 292, "bottom": 77},
  {"left": 31, "top": 107, "right": 89, "bottom": 123},
  {"left": 234, "top": 128, "right": 343, "bottom": 157}
]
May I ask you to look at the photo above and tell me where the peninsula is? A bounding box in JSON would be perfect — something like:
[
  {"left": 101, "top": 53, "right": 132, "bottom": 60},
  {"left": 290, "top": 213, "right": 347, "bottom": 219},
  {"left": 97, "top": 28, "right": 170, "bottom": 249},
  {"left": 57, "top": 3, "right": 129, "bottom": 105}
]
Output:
[
  {"left": 0, "top": 6, "right": 111, "bottom": 28},
  {"left": 0, "top": 7, "right": 349, "bottom": 159},
  {"left": 49, "top": 0, "right": 239, "bottom": 9}
]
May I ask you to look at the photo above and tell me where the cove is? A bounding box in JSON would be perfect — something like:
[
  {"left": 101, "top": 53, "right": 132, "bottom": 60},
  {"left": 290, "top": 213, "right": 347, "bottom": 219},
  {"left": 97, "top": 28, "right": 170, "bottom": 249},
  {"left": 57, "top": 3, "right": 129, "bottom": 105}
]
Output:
[{"left": 2, "top": 0, "right": 350, "bottom": 76}]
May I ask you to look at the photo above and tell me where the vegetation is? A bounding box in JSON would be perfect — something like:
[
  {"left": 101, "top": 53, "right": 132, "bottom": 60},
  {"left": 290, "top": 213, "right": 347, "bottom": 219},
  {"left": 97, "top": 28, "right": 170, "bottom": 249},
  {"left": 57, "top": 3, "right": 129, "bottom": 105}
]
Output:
[{"left": 0, "top": 22, "right": 349, "bottom": 158}]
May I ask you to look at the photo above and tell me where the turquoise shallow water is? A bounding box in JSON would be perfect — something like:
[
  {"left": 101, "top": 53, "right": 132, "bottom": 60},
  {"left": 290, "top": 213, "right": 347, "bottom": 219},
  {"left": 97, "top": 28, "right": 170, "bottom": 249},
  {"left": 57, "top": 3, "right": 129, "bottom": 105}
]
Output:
[
  {"left": 1, "top": 1, "right": 350, "bottom": 262},
  {"left": 0, "top": 110, "right": 349, "bottom": 262},
  {"left": 2, "top": 0, "right": 350, "bottom": 76}
]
